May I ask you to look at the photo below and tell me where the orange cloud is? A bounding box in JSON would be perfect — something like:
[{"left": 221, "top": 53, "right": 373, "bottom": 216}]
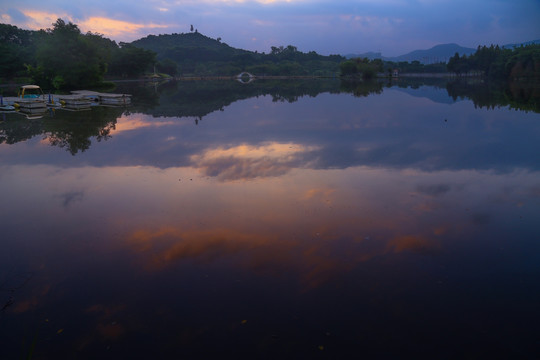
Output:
[
  {"left": 191, "top": 142, "right": 318, "bottom": 181},
  {"left": 113, "top": 115, "right": 175, "bottom": 133},
  {"left": 78, "top": 17, "right": 168, "bottom": 38},
  {"left": 15, "top": 11, "right": 168, "bottom": 40},
  {"left": 124, "top": 226, "right": 395, "bottom": 290},
  {"left": 387, "top": 235, "right": 441, "bottom": 255},
  {"left": 19, "top": 10, "right": 70, "bottom": 30}
]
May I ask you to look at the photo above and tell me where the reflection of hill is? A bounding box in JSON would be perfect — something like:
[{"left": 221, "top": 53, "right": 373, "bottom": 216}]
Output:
[
  {"left": 446, "top": 80, "right": 540, "bottom": 113},
  {"left": 117, "top": 79, "right": 344, "bottom": 119},
  {"left": 115, "top": 78, "right": 540, "bottom": 118},
  {"left": 0, "top": 106, "right": 124, "bottom": 154},
  {"left": 394, "top": 86, "right": 458, "bottom": 104},
  {"left": 389, "top": 77, "right": 458, "bottom": 104},
  {"left": 3, "top": 78, "right": 536, "bottom": 159}
]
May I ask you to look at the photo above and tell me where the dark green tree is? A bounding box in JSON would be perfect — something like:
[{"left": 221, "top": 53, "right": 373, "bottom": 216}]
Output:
[
  {"left": 32, "top": 19, "right": 107, "bottom": 89},
  {"left": 156, "top": 58, "right": 178, "bottom": 76},
  {"left": 108, "top": 43, "right": 156, "bottom": 78},
  {"left": 0, "top": 23, "right": 40, "bottom": 78}
]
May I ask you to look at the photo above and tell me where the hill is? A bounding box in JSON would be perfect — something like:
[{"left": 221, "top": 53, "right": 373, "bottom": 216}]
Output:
[
  {"left": 131, "top": 32, "right": 251, "bottom": 63},
  {"left": 345, "top": 43, "right": 476, "bottom": 63},
  {"left": 503, "top": 39, "right": 540, "bottom": 49},
  {"left": 130, "top": 32, "right": 344, "bottom": 76},
  {"left": 346, "top": 40, "right": 540, "bottom": 64},
  {"left": 390, "top": 43, "right": 476, "bottom": 63}
]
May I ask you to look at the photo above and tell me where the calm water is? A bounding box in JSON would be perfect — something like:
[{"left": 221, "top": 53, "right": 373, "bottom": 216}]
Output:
[{"left": 1, "top": 79, "right": 539, "bottom": 359}]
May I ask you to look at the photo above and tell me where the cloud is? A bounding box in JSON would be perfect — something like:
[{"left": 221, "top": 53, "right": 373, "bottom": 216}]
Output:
[
  {"left": 387, "top": 235, "right": 441, "bottom": 255},
  {"left": 416, "top": 184, "right": 451, "bottom": 197},
  {"left": 55, "top": 190, "right": 84, "bottom": 208},
  {"left": 112, "top": 115, "right": 176, "bottom": 133},
  {"left": 78, "top": 17, "right": 169, "bottom": 38},
  {"left": 10, "top": 10, "right": 70, "bottom": 30},
  {"left": 124, "top": 226, "right": 386, "bottom": 290},
  {"left": 1, "top": 0, "right": 538, "bottom": 58},
  {"left": 190, "top": 142, "right": 318, "bottom": 181},
  {"left": 6, "top": 8, "right": 32, "bottom": 24}
]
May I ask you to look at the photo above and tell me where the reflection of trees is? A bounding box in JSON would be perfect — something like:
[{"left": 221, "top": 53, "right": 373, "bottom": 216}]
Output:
[
  {"left": 339, "top": 80, "right": 384, "bottom": 97},
  {"left": 115, "top": 79, "right": 343, "bottom": 119},
  {"left": 42, "top": 107, "right": 123, "bottom": 155},
  {"left": 446, "top": 80, "right": 540, "bottom": 113},
  {"left": 0, "top": 114, "right": 44, "bottom": 144},
  {"left": 0, "top": 106, "right": 123, "bottom": 155}
]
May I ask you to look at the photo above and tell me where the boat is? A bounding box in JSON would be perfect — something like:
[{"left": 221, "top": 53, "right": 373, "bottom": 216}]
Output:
[
  {"left": 13, "top": 85, "right": 47, "bottom": 110},
  {"left": 18, "top": 85, "right": 45, "bottom": 99},
  {"left": 0, "top": 95, "right": 15, "bottom": 111}
]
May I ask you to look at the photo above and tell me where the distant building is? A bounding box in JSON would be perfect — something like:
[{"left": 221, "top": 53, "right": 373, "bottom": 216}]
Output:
[{"left": 392, "top": 69, "right": 399, "bottom": 77}]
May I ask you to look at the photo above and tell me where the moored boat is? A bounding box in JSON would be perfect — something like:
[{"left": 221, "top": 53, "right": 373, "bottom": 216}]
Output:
[
  {"left": 0, "top": 95, "right": 16, "bottom": 111},
  {"left": 18, "top": 85, "right": 45, "bottom": 99}
]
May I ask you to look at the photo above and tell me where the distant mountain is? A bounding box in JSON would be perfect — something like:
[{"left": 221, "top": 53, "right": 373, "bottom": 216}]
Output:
[
  {"left": 503, "top": 39, "right": 540, "bottom": 49},
  {"left": 346, "top": 40, "right": 540, "bottom": 64},
  {"left": 345, "top": 43, "right": 476, "bottom": 64},
  {"left": 389, "top": 43, "right": 476, "bottom": 63},
  {"left": 344, "top": 51, "right": 382, "bottom": 60}
]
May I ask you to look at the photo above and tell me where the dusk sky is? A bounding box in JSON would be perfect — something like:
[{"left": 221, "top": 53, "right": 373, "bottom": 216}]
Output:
[{"left": 1, "top": 0, "right": 539, "bottom": 56}]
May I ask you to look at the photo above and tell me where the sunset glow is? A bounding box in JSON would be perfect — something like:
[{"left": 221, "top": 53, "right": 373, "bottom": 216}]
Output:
[{"left": 1, "top": 0, "right": 537, "bottom": 55}]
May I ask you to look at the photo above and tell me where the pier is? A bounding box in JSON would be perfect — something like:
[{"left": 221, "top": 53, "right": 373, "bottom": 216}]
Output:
[{"left": 1, "top": 89, "right": 131, "bottom": 112}]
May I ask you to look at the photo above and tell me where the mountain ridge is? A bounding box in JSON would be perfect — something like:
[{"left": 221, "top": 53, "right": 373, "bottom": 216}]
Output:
[{"left": 345, "top": 40, "right": 540, "bottom": 64}]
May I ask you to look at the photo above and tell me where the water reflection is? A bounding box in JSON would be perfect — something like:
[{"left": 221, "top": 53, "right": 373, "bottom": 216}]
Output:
[
  {"left": 1, "top": 80, "right": 539, "bottom": 359},
  {"left": 0, "top": 106, "right": 122, "bottom": 154}
]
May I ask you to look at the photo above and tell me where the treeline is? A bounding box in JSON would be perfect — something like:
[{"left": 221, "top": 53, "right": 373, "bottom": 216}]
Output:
[
  {"left": 131, "top": 33, "right": 344, "bottom": 77},
  {"left": 447, "top": 44, "right": 540, "bottom": 79},
  {"left": 0, "top": 20, "right": 345, "bottom": 88},
  {"left": 0, "top": 20, "right": 157, "bottom": 89},
  {"left": 340, "top": 58, "right": 448, "bottom": 78},
  {"left": 341, "top": 44, "right": 539, "bottom": 80}
]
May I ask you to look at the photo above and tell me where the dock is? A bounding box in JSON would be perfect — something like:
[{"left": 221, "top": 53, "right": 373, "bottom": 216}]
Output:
[
  {"left": 71, "top": 90, "right": 131, "bottom": 105},
  {"left": 56, "top": 94, "right": 93, "bottom": 110},
  {"left": 1, "top": 89, "right": 131, "bottom": 116},
  {"left": 13, "top": 98, "right": 47, "bottom": 109}
]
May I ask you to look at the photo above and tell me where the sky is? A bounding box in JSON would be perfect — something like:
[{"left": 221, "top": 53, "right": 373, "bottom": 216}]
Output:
[{"left": 1, "top": 0, "right": 539, "bottom": 56}]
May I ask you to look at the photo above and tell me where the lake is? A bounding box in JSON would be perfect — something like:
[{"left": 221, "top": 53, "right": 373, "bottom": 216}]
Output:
[{"left": 1, "top": 78, "right": 539, "bottom": 359}]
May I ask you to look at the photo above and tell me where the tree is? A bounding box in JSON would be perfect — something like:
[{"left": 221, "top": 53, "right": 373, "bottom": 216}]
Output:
[
  {"left": 339, "top": 58, "right": 382, "bottom": 79},
  {"left": 32, "top": 19, "right": 107, "bottom": 89},
  {"left": 0, "top": 23, "right": 40, "bottom": 78},
  {"left": 156, "top": 58, "right": 178, "bottom": 76},
  {"left": 339, "top": 60, "right": 359, "bottom": 76},
  {"left": 447, "top": 52, "right": 470, "bottom": 76},
  {"left": 108, "top": 43, "right": 156, "bottom": 78}
]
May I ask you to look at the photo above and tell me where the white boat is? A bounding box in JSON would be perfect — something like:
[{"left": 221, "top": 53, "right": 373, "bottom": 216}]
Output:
[{"left": 0, "top": 95, "right": 16, "bottom": 111}]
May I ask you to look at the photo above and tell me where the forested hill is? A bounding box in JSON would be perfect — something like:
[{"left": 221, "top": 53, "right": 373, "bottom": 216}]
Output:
[
  {"left": 131, "top": 32, "right": 248, "bottom": 58},
  {"left": 130, "top": 32, "right": 344, "bottom": 76}
]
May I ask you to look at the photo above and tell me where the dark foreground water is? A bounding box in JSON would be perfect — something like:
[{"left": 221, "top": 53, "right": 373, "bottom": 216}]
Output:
[{"left": 1, "top": 79, "right": 539, "bottom": 359}]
